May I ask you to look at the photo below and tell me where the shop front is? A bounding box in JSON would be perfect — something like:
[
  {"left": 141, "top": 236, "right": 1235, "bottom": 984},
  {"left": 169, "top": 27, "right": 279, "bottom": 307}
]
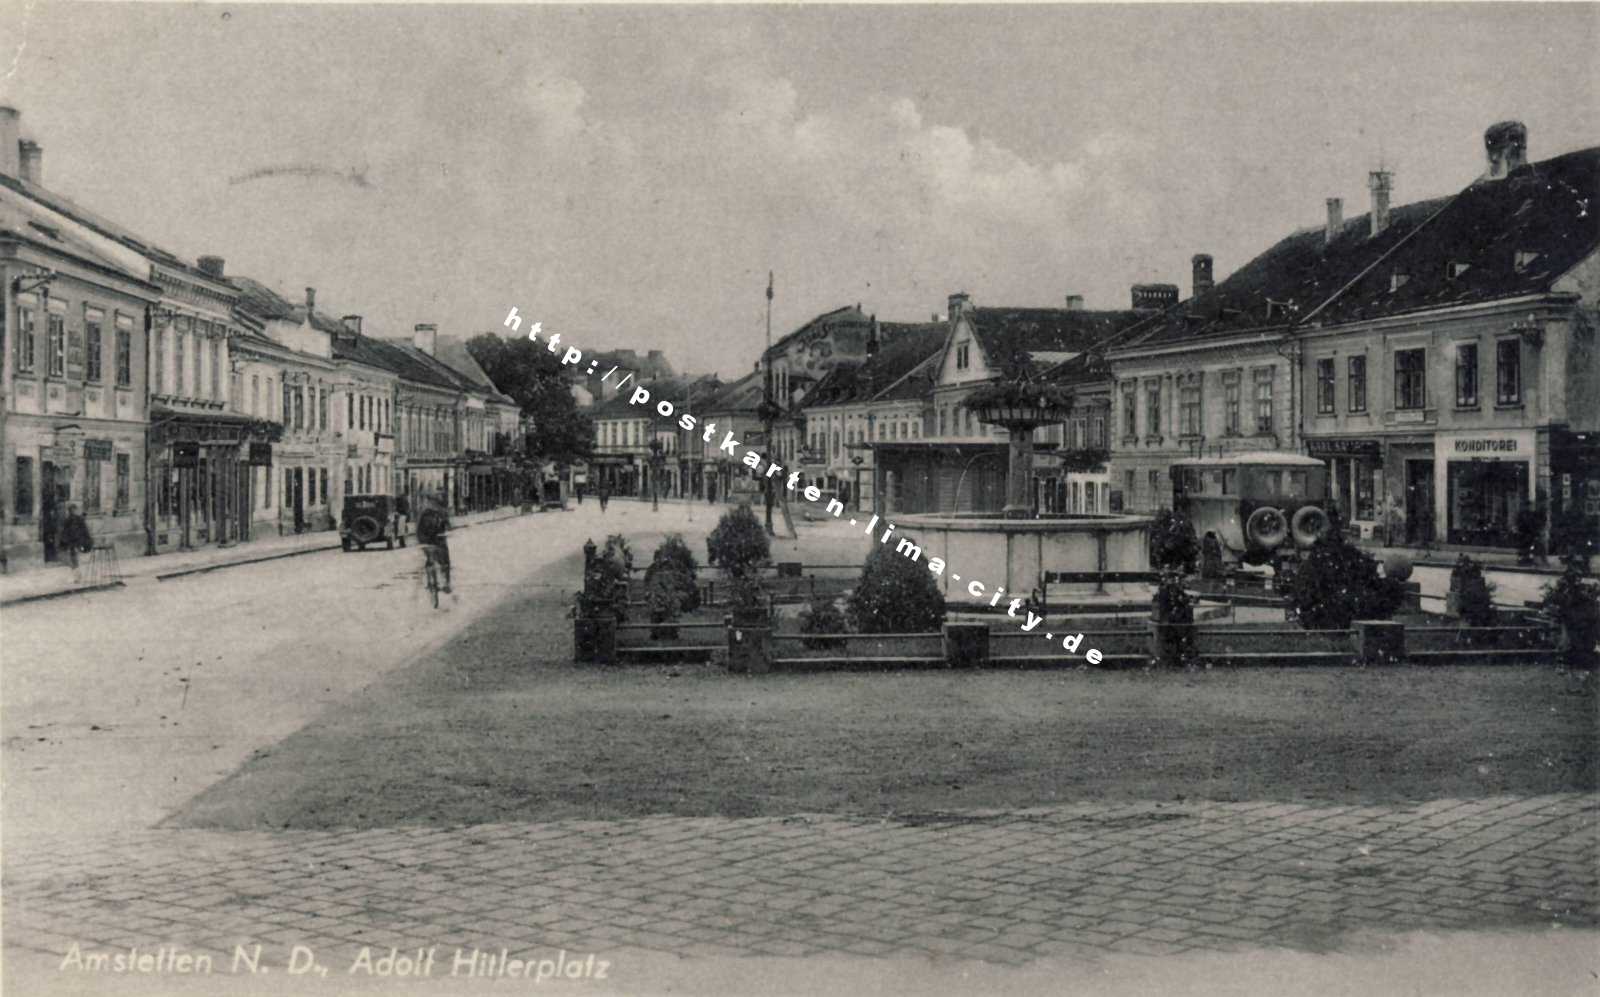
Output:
[
  {"left": 1435, "top": 429, "right": 1536, "bottom": 548},
  {"left": 1306, "top": 438, "right": 1382, "bottom": 536},
  {"left": 149, "top": 408, "right": 282, "bottom": 552},
  {"left": 1551, "top": 428, "right": 1600, "bottom": 550}
]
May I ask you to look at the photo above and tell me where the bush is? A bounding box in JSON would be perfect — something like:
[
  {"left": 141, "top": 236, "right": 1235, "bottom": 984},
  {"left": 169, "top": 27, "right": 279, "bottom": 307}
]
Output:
[
  {"left": 1149, "top": 509, "right": 1199, "bottom": 574},
  {"left": 645, "top": 568, "right": 689, "bottom": 626},
  {"left": 583, "top": 541, "right": 630, "bottom": 623},
  {"left": 1284, "top": 533, "right": 1405, "bottom": 630},
  {"left": 799, "top": 596, "right": 850, "bottom": 649},
  {"left": 1448, "top": 555, "right": 1497, "bottom": 627},
  {"left": 1152, "top": 570, "right": 1194, "bottom": 624},
  {"left": 707, "top": 504, "right": 769, "bottom": 579},
  {"left": 1542, "top": 557, "right": 1600, "bottom": 669},
  {"left": 604, "top": 534, "right": 634, "bottom": 572},
  {"left": 646, "top": 534, "right": 700, "bottom": 612},
  {"left": 849, "top": 536, "right": 946, "bottom": 634}
]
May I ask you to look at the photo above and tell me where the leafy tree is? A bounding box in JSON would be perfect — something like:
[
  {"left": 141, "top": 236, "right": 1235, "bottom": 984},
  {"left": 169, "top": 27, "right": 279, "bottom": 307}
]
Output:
[
  {"left": 1149, "top": 509, "right": 1199, "bottom": 573},
  {"left": 1285, "top": 534, "right": 1405, "bottom": 629},
  {"left": 466, "top": 333, "right": 595, "bottom": 465},
  {"left": 707, "top": 504, "right": 770, "bottom": 580},
  {"left": 849, "top": 537, "right": 946, "bottom": 634},
  {"left": 645, "top": 534, "right": 700, "bottom": 613}
]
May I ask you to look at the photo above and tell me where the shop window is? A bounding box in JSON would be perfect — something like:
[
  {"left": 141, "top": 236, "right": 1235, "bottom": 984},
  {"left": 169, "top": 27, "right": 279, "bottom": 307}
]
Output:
[
  {"left": 1316, "top": 358, "right": 1335, "bottom": 414},
  {"left": 1454, "top": 342, "right": 1478, "bottom": 407},
  {"left": 116, "top": 329, "right": 132, "bottom": 387},
  {"left": 1496, "top": 339, "right": 1521, "bottom": 405},
  {"left": 85, "top": 314, "right": 103, "bottom": 382},
  {"left": 1448, "top": 460, "right": 1528, "bottom": 546},
  {"left": 1394, "top": 348, "right": 1426, "bottom": 410},
  {"left": 85, "top": 458, "right": 102, "bottom": 514},
  {"left": 48, "top": 312, "right": 66, "bottom": 377},
  {"left": 14, "top": 457, "right": 34, "bottom": 519},
  {"left": 1253, "top": 369, "right": 1274, "bottom": 434},
  {"left": 1347, "top": 356, "right": 1367, "bottom": 413}
]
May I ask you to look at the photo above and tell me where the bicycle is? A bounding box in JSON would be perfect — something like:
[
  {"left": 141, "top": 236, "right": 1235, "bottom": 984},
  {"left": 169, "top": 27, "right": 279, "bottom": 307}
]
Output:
[{"left": 419, "top": 544, "right": 447, "bottom": 609}]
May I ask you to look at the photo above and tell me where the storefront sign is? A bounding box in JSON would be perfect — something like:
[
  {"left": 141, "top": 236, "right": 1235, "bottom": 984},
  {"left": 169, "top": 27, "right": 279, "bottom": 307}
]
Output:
[
  {"left": 247, "top": 443, "right": 274, "bottom": 466},
  {"left": 83, "top": 439, "right": 114, "bottom": 461},
  {"left": 1439, "top": 430, "right": 1536, "bottom": 459},
  {"left": 1306, "top": 438, "right": 1380, "bottom": 457}
]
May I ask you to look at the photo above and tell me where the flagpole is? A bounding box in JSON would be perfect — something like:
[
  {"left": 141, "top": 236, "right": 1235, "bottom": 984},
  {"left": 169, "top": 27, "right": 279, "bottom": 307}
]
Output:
[{"left": 763, "top": 271, "right": 775, "bottom": 536}]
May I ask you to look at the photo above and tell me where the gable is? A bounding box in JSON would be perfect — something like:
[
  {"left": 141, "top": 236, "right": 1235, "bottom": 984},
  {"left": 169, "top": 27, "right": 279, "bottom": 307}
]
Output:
[{"left": 936, "top": 314, "right": 994, "bottom": 387}]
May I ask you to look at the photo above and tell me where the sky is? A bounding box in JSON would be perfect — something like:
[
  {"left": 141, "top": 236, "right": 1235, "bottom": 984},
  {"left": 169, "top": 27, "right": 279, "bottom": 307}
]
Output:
[{"left": 1, "top": 3, "right": 1596, "bottom": 378}]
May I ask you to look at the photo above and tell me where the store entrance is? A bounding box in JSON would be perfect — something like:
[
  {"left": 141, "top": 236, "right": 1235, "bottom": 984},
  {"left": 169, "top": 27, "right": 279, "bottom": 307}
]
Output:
[
  {"left": 1447, "top": 459, "right": 1528, "bottom": 547},
  {"left": 1405, "top": 460, "right": 1435, "bottom": 546}
]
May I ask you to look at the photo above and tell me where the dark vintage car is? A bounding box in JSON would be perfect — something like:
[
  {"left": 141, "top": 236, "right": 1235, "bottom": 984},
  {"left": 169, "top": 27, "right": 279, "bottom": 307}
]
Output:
[{"left": 340, "top": 495, "right": 408, "bottom": 552}]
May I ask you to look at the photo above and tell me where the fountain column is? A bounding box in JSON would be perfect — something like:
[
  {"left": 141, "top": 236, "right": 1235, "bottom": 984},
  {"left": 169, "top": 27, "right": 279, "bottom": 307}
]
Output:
[{"left": 1003, "top": 426, "right": 1034, "bottom": 519}]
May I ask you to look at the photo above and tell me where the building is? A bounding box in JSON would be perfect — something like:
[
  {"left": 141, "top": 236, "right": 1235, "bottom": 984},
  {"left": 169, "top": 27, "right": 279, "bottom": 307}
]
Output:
[
  {"left": 763, "top": 304, "right": 879, "bottom": 473},
  {"left": 1293, "top": 123, "right": 1598, "bottom": 547},
  {"left": 1, "top": 167, "right": 161, "bottom": 568}
]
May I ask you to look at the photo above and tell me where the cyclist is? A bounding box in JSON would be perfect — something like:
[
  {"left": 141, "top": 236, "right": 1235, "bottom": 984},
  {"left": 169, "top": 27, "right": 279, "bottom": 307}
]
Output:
[{"left": 416, "top": 493, "right": 453, "bottom": 593}]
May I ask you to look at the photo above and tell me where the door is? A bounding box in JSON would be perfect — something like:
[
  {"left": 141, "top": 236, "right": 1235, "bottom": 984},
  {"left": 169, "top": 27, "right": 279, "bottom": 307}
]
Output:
[
  {"left": 292, "top": 468, "right": 305, "bottom": 533},
  {"left": 1405, "top": 459, "right": 1435, "bottom": 545},
  {"left": 40, "top": 461, "right": 61, "bottom": 562}
]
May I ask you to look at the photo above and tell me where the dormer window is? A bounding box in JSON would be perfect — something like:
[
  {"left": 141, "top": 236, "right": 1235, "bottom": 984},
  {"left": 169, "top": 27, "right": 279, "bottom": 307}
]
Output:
[
  {"left": 955, "top": 342, "right": 970, "bottom": 371},
  {"left": 1514, "top": 250, "right": 1539, "bottom": 273},
  {"left": 1390, "top": 271, "right": 1410, "bottom": 292},
  {"left": 1448, "top": 262, "right": 1471, "bottom": 280}
]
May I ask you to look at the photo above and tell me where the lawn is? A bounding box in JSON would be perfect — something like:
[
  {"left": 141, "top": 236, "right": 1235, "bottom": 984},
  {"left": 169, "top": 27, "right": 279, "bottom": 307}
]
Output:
[{"left": 169, "top": 582, "right": 1599, "bottom": 831}]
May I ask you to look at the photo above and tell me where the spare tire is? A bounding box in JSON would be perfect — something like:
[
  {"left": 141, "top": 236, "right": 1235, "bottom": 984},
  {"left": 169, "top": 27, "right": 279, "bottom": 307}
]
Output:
[
  {"left": 1245, "top": 506, "right": 1289, "bottom": 549},
  {"left": 1291, "top": 505, "right": 1330, "bottom": 547},
  {"left": 351, "top": 515, "right": 382, "bottom": 544}
]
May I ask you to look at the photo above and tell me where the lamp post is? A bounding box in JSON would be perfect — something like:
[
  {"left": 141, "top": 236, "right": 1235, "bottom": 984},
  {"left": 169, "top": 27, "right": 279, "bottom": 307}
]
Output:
[
  {"left": 850, "top": 453, "right": 865, "bottom": 512},
  {"left": 762, "top": 271, "right": 776, "bottom": 536},
  {"left": 648, "top": 436, "right": 664, "bottom": 512}
]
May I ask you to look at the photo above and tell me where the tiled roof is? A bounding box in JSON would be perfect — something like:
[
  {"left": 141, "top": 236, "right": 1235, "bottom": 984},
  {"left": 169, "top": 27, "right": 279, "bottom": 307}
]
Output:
[
  {"left": 0, "top": 172, "right": 210, "bottom": 280},
  {"left": 801, "top": 323, "right": 945, "bottom": 408},
  {"left": 969, "top": 307, "right": 1145, "bottom": 371},
  {"left": 0, "top": 193, "right": 151, "bottom": 283}
]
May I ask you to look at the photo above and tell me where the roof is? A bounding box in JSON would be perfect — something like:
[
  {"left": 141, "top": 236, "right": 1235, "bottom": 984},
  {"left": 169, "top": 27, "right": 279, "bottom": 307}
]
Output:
[
  {"left": 0, "top": 193, "right": 154, "bottom": 286},
  {"left": 1309, "top": 146, "right": 1599, "bottom": 325},
  {"left": 590, "top": 373, "right": 725, "bottom": 423},
  {"left": 801, "top": 323, "right": 946, "bottom": 409},
  {"left": 0, "top": 172, "right": 213, "bottom": 282},
  {"left": 228, "top": 275, "right": 348, "bottom": 336},
  {"left": 764, "top": 303, "right": 871, "bottom": 362},
  {"left": 698, "top": 369, "right": 763, "bottom": 415},
  {"left": 436, "top": 335, "right": 517, "bottom": 405},
  {"left": 967, "top": 307, "right": 1145, "bottom": 372}
]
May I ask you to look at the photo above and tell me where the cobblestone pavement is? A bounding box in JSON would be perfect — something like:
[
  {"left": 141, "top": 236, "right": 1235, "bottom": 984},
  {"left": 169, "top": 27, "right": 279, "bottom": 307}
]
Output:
[{"left": 4, "top": 794, "right": 1596, "bottom": 971}]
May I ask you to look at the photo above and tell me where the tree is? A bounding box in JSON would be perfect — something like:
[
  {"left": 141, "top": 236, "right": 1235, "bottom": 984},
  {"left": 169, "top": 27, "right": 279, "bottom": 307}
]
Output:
[
  {"left": 1284, "top": 533, "right": 1405, "bottom": 630},
  {"left": 466, "top": 334, "right": 595, "bottom": 465},
  {"left": 706, "top": 503, "right": 770, "bottom": 580},
  {"left": 849, "top": 537, "right": 946, "bottom": 634}
]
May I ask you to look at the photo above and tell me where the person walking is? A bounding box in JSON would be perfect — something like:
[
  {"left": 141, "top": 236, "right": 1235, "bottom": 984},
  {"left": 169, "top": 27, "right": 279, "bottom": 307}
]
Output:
[
  {"left": 60, "top": 504, "right": 93, "bottom": 583},
  {"left": 599, "top": 483, "right": 610, "bottom": 514}
]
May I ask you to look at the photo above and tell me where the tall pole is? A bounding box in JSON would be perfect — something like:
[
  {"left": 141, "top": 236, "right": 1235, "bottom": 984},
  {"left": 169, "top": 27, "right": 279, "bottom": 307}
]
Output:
[{"left": 763, "top": 271, "right": 775, "bottom": 535}]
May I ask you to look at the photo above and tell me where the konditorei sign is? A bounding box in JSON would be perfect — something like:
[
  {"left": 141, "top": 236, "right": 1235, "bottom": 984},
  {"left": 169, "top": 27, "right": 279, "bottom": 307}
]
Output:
[{"left": 1438, "top": 429, "right": 1536, "bottom": 460}]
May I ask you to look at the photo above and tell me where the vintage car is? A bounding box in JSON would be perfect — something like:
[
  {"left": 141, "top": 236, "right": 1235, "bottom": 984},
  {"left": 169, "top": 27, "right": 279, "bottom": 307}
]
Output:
[
  {"left": 340, "top": 494, "right": 408, "bottom": 552},
  {"left": 1170, "top": 452, "right": 1331, "bottom": 566}
]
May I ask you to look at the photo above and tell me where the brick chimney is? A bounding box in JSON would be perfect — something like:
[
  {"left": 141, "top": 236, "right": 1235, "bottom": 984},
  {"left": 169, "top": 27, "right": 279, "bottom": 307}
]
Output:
[
  {"left": 413, "top": 322, "right": 438, "bottom": 356},
  {"left": 1368, "top": 170, "right": 1393, "bottom": 238},
  {"left": 1484, "top": 120, "right": 1528, "bottom": 180},
  {"left": 1131, "top": 283, "right": 1179, "bottom": 312},
  {"left": 0, "top": 106, "right": 20, "bottom": 177},
  {"left": 197, "top": 255, "right": 225, "bottom": 278},
  {"left": 1191, "top": 255, "right": 1214, "bottom": 298},
  {"left": 1325, "top": 197, "right": 1343, "bottom": 246},
  {"left": 18, "top": 138, "right": 41, "bottom": 185},
  {"left": 1064, "top": 294, "right": 1085, "bottom": 312}
]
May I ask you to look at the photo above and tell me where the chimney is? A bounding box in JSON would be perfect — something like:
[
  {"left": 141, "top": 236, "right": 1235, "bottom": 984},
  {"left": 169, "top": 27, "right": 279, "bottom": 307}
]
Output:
[
  {"left": 947, "top": 292, "right": 972, "bottom": 322},
  {"left": 1131, "top": 283, "right": 1179, "bottom": 312},
  {"left": 0, "top": 106, "right": 20, "bottom": 177},
  {"left": 1325, "top": 198, "right": 1344, "bottom": 246},
  {"left": 197, "top": 255, "right": 225, "bottom": 279},
  {"left": 1368, "top": 170, "right": 1393, "bottom": 238},
  {"left": 18, "top": 138, "right": 41, "bottom": 185},
  {"left": 340, "top": 315, "right": 363, "bottom": 340},
  {"left": 413, "top": 322, "right": 437, "bottom": 356},
  {"left": 1484, "top": 120, "right": 1528, "bottom": 180},
  {"left": 304, "top": 287, "right": 316, "bottom": 315},
  {"left": 1191, "top": 255, "right": 1214, "bottom": 298},
  {"left": 1064, "top": 294, "right": 1085, "bottom": 312}
]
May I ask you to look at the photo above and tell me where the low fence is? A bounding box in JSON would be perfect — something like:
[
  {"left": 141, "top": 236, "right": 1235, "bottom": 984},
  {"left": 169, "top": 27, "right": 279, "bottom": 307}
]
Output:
[{"left": 768, "top": 632, "right": 945, "bottom": 670}]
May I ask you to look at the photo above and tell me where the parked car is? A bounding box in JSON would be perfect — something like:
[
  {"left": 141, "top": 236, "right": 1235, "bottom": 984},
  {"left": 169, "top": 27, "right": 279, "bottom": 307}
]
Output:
[{"left": 340, "top": 495, "right": 408, "bottom": 552}]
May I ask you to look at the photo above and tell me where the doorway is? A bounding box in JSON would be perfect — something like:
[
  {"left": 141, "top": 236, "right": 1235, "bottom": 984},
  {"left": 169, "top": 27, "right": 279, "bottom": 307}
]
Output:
[
  {"left": 1405, "top": 459, "right": 1435, "bottom": 546},
  {"left": 291, "top": 467, "right": 305, "bottom": 533},
  {"left": 40, "top": 460, "right": 65, "bottom": 562}
]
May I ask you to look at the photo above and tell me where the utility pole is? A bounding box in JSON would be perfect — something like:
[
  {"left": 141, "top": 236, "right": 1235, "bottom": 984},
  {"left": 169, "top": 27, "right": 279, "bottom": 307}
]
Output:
[{"left": 763, "top": 271, "right": 776, "bottom": 536}]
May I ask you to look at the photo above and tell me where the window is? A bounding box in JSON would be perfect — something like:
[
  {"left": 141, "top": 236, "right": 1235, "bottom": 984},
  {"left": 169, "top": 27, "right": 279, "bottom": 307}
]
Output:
[
  {"left": 319, "top": 469, "right": 328, "bottom": 505},
  {"left": 85, "top": 313, "right": 103, "bottom": 382},
  {"left": 175, "top": 332, "right": 186, "bottom": 395},
  {"left": 1496, "top": 339, "right": 1521, "bottom": 405},
  {"left": 1149, "top": 469, "right": 1162, "bottom": 508},
  {"left": 85, "top": 457, "right": 102, "bottom": 514},
  {"left": 347, "top": 393, "right": 355, "bottom": 428},
  {"left": 1253, "top": 369, "right": 1275, "bottom": 433},
  {"left": 1223, "top": 371, "right": 1241, "bottom": 434},
  {"left": 193, "top": 332, "right": 203, "bottom": 396},
  {"left": 17, "top": 305, "right": 36, "bottom": 371},
  {"left": 48, "top": 312, "right": 65, "bottom": 376},
  {"left": 1145, "top": 382, "right": 1162, "bottom": 439},
  {"left": 1394, "top": 348, "right": 1426, "bottom": 410},
  {"left": 1122, "top": 383, "right": 1137, "bottom": 438},
  {"left": 955, "top": 343, "right": 969, "bottom": 370},
  {"left": 938, "top": 407, "right": 947, "bottom": 435},
  {"left": 1090, "top": 414, "right": 1105, "bottom": 448},
  {"left": 1348, "top": 356, "right": 1367, "bottom": 412},
  {"left": 15, "top": 457, "right": 34, "bottom": 519},
  {"left": 154, "top": 326, "right": 165, "bottom": 393},
  {"left": 251, "top": 376, "right": 259, "bottom": 415},
  {"left": 1124, "top": 469, "right": 1136, "bottom": 504},
  {"left": 1454, "top": 343, "right": 1478, "bottom": 407},
  {"left": 116, "top": 329, "right": 132, "bottom": 387},
  {"left": 320, "top": 388, "right": 329, "bottom": 430},
  {"left": 1316, "top": 358, "right": 1335, "bottom": 414},
  {"left": 116, "top": 454, "right": 130, "bottom": 511},
  {"left": 1179, "top": 376, "right": 1202, "bottom": 434}
]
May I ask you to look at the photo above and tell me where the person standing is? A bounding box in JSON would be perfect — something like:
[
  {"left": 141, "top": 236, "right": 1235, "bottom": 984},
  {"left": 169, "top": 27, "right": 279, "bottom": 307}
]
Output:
[
  {"left": 599, "top": 482, "right": 610, "bottom": 513},
  {"left": 60, "top": 504, "right": 92, "bottom": 582}
]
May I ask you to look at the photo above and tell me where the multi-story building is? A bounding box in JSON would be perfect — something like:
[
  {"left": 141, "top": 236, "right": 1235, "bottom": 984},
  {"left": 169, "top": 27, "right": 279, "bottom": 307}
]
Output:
[
  {"left": 1, "top": 154, "right": 161, "bottom": 568},
  {"left": 1293, "top": 123, "right": 1598, "bottom": 547},
  {"left": 763, "top": 304, "right": 879, "bottom": 473}
]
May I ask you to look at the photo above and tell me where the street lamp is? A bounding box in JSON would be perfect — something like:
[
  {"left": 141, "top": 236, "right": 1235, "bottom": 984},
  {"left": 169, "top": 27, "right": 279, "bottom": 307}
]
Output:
[
  {"left": 850, "top": 453, "right": 865, "bottom": 512},
  {"left": 648, "top": 436, "right": 664, "bottom": 512}
]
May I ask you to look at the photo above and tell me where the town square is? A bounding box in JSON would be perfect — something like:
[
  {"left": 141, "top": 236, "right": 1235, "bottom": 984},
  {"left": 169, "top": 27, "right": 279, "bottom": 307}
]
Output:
[{"left": 0, "top": 4, "right": 1597, "bottom": 995}]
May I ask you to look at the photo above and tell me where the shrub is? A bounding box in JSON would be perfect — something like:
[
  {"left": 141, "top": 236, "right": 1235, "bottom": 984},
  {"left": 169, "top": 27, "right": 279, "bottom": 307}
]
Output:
[
  {"left": 646, "top": 534, "right": 700, "bottom": 612},
  {"left": 707, "top": 504, "right": 770, "bottom": 579},
  {"left": 583, "top": 542, "right": 630, "bottom": 623},
  {"left": 1448, "top": 555, "right": 1497, "bottom": 627},
  {"left": 1149, "top": 509, "right": 1199, "bottom": 574},
  {"left": 849, "top": 536, "right": 946, "bottom": 634},
  {"left": 799, "top": 596, "right": 851, "bottom": 649},
  {"left": 603, "top": 534, "right": 634, "bottom": 573},
  {"left": 1542, "top": 557, "right": 1600, "bottom": 670},
  {"left": 1285, "top": 533, "right": 1405, "bottom": 630},
  {"left": 645, "top": 568, "right": 689, "bottom": 626},
  {"left": 1151, "top": 570, "right": 1194, "bottom": 624}
]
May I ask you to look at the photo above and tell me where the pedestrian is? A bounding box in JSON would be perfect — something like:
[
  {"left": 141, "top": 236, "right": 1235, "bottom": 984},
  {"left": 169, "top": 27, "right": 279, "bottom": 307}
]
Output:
[
  {"left": 599, "top": 483, "right": 610, "bottom": 513},
  {"left": 576, "top": 482, "right": 585, "bottom": 506},
  {"left": 60, "top": 504, "right": 92, "bottom": 582}
]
